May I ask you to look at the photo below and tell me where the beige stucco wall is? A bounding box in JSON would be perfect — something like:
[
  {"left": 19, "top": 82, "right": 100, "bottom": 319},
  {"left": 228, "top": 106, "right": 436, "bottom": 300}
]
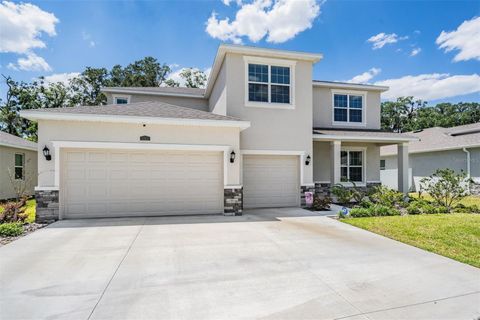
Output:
[
  {"left": 37, "top": 120, "right": 241, "bottom": 187},
  {"left": 313, "top": 141, "right": 380, "bottom": 183},
  {"left": 0, "top": 145, "right": 37, "bottom": 200},
  {"left": 223, "top": 53, "right": 314, "bottom": 185},
  {"left": 105, "top": 93, "right": 208, "bottom": 111},
  {"left": 312, "top": 87, "right": 381, "bottom": 130},
  {"left": 208, "top": 60, "right": 227, "bottom": 115}
]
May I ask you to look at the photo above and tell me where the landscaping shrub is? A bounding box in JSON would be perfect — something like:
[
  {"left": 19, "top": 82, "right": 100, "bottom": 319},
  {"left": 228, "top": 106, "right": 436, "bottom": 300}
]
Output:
[
  {"left": 312, "top": 195, "right": 332, "bottom": 211},
  {"left": 407, "top": 199, "right": 448, "bottom": 214},
  {"left": 331, "top": 184, "right": 352, "bottom": 205},
  {"left": 0, "top": 223, "right": 23, "bottom": 237},
  {"left": 0, "top": 199, "right": 28, "bottom": 223},
  {"left": 349, "top": 208, "right": 371, "bottom": 218},
  {"left": 348, "top": 205, "right": 400, "bottom": 218},
  {"left": 420, "top": 168, "right": 469, "bottom": 211},
  {"left": 369, "top": 186, "right": 405, "bottom": 207},
  {"left": 359, "top": 199, "right": 373, "bottom": 208},
  {"left": 453, "top": 204, "right": 480, "bottom": 213}
]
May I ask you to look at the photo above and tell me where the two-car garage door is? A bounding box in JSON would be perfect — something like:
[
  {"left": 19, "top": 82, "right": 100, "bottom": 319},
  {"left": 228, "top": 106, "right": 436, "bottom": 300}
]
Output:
[{"left": 61, "top": 149, "right": 224, "bottom": 219}]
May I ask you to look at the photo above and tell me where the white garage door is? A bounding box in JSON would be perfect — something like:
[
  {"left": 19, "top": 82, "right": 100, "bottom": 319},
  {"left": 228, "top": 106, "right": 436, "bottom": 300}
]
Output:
[
  {"left": 61, "top": 149, "right": 223, "bottom": 218},
  {"left": 243, "top": 155, "right": 300, "bottom": 208}
]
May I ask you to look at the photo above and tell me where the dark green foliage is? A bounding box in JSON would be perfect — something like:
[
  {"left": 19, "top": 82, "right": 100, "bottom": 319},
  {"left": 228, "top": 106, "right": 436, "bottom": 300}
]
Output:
[
  {"left": 349, "top": 205, "right": 400, "bottom": 218},
  {"left": 407, "top": 199, "right": 449, "bottom": 214},
  {"left": 420, "top": 169, "right": 469, "bottom": 211},
  {"left": 0, "top": 223, "right": 23, "bottom": 237},
  {"left": 453, "top": 204, "right": 480, "bottom": 213},
  {"left": 381, "top": 97, "right": 480, "bottom": 133},
  {"left": 369, "top": 185, "right": 405, "bottom": 207}
]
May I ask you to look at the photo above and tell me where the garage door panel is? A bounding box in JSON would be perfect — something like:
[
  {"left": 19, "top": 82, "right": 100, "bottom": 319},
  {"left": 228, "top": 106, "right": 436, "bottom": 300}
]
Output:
[
  {"left": 243, "top": 155, "right": 299, "bottom": 208},
  {"left": 62, "top": 149, "right": 223, "bottom": 218}
]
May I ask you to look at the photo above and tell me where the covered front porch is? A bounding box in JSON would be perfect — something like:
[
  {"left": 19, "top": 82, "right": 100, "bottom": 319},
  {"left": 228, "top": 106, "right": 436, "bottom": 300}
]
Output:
[{"left": 312, "top": 129, "right": 418, "bottom": 195}]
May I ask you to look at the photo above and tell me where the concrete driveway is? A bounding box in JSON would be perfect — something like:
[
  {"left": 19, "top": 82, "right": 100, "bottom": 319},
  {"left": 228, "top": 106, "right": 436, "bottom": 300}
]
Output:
[{"left": 1, "top": 208, "right": 479, "bottom": 320}]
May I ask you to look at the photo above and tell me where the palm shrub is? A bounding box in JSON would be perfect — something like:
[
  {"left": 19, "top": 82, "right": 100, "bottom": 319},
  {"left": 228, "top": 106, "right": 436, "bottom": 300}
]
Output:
[
  {"left": 312, "top": 195, "right": 332, "bottom": 211},
  {"left": 369, "top": 185, "right": 405, "bottom": 207},
  {"left": 331, "top": 184, "right": 353, "bottom": 205}
]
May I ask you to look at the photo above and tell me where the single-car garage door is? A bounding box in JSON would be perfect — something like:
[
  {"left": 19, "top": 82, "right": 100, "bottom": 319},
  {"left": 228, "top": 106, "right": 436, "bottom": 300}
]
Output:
[
  {"left": 61, "top": 149, "right": 223, "bottom": 218},
  {"left": 243, "top": 155, "right": 300, "bottom": 208}
]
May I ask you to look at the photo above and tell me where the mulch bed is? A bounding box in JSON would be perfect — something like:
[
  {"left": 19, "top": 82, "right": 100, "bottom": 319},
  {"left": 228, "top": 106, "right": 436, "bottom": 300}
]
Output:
[{"left": 0, "top": 223, "right": 47, "bottom": 246}]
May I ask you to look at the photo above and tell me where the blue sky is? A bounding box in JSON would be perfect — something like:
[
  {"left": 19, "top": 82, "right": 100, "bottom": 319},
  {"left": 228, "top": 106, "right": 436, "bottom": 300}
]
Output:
[{"left": 1, "top": 0, "right": 479, "bottom": 104}]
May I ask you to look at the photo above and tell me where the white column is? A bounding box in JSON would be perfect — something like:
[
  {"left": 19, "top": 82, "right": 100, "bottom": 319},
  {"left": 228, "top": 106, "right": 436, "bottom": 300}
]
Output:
[
  {"left": 397, "top": 142, "right": 409, "bottom": 194},
  {"left": 330, "top": 141, "right": 341, "bottom": 185}
]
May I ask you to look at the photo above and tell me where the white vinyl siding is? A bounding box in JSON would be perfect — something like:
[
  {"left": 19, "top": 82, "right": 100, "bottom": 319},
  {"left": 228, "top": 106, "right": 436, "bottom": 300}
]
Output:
[
  {"left": 243, "top": 155, "right": 299, "bottom": 208},
  {"left": 61, "top": 149, "right": 223, "bottom": 218}
]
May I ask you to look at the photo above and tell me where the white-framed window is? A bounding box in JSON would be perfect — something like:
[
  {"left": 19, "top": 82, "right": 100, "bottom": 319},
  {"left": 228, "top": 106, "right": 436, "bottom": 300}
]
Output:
[
  {"left": 113, "top": 95, "right": 130, "bottom": 104},
  {"left": 380, "top": 159, "right": 386, "bottom": 170},
  {"left": 244, "top": 56, "right": 295, "bottom": 109},
  {"left": 340, "top": 148, "right": 366, "bottom": 183},
  {"left": 332, "top": 91, "right": 366, "bottom": 125},
  {"left": 14, "top": 153, "right": 25, "bottom": 180}
]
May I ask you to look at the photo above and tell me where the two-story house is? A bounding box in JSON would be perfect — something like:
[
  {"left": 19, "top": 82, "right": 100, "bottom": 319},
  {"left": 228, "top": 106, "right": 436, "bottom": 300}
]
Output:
[{"left": 21, "top": 45, "right": 416, "bottom": 222}]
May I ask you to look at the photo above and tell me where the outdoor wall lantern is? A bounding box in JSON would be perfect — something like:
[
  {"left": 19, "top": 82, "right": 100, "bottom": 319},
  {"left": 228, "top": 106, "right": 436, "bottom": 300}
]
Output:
[
  {"left": 43, "top": 146, "right": 52, "bottom": 161},
  {"left": 305, "top": 155, "right": 311, "bottom": 166},
  {"left": 230, "top": 150, "right": 236, "bottom": 163}
]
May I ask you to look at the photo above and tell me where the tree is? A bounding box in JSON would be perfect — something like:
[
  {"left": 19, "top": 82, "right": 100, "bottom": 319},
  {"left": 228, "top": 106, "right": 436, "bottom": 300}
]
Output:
[
  {"left": 164, "top": 68, "right": 208, "bottom": 88},
  {"left": 420, "top": 169, "right": 470, "bottom": 211},
  {"left": 381, "top": 97, "right": 426, "bottom": 132},
  {"left": 106, "top": 57, "right": 171, "bottom": 87},
  {"left": 69, "top": 67, "right": 108, "bottom": 106}
]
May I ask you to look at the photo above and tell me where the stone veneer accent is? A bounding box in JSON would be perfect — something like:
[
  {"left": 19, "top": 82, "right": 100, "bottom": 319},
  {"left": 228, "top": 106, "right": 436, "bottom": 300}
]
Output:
[
  {"left": 471, "top": 181, "right": 480, "bottom": 196},
  {"left": 300, "top": 185, "right": 315, "bottom": 207},
  {"left": 224, "top": 187, "right": 243, "bottom": 216},
  {"left": 35, "top": 189, "right": 59, "bottom": 223},
  {"left": 313, "top": 182, "right": 382, "bottom": 203}
]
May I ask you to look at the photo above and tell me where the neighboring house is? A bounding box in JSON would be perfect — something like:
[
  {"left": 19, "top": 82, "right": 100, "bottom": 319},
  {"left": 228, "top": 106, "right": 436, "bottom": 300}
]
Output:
[
  {"left": 0, "top": 132, "right": 38, "bottom": 200},
  {"left": 380, "top": 123, "right": 480, "bottom": 195},
  {"left": 21, "top": 44, "right": 415, "bottom": 222}
]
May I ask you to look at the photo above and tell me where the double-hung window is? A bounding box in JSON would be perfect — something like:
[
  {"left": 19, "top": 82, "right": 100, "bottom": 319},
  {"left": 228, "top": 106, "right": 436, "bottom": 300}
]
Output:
[
  {"left": 333, "top": 93, "right": 364, "bottom": 124},
  {"left": 340, "top": 150, "right": 364, "bottom": 183},
  {"left": 14, "top": 153, "right": 24, "bottom": 180},
  {"left": 247, "top": 62, "right": 292, "bottom": 105}
]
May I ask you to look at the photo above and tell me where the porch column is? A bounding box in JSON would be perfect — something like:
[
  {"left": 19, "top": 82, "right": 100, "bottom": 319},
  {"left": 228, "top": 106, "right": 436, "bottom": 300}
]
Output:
[
  {"left": 330, "top": 140, "right": 341, "bottom": 185},
  {"left": 397, "top": 142, "right": 409, "bottom": 194}
]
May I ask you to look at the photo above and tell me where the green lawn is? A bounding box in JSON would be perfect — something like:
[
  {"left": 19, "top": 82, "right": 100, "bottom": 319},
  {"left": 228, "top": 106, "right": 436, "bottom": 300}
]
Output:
[
  {"left": 409, "top": 193, "right": 480, "bottom": 207},
  {"left": 0, "top": 199, "right": 36, "bottom": 223},
  {"left": 342, "top": 214, "right": 480, "bottom": 268}
]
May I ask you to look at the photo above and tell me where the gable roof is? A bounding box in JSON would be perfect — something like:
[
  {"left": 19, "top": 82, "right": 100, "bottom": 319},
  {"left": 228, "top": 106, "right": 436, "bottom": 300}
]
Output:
[
  {"left": 0, "top": 131, "right": 37, "bottom": 151},
  {"left": 20, "top": 101, "right": 251, "bottom": 130},
  {"left": 102, "top": 86, "right": 205, "bottom": 98},
  {"left": 381, "top": 122, "right": 480, "bottom": 156}
]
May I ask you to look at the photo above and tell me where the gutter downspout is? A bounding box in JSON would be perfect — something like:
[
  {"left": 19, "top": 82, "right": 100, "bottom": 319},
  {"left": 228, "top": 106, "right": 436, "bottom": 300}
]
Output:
[{"left": 463, "top": 148, "right": 471, "bottom": 193}]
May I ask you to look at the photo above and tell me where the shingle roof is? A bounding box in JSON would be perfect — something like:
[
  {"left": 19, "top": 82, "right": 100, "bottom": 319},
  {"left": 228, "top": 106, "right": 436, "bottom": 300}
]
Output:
[
  {"left": 21, "top": 101, "right": 243, "bottom": 122},
  {"left": 102, "top": 86, "right": 205, "bottom": 97},
  {"left": 313, "top": 128, "right": 417, "bottom": 142},
  {"left": 381, "top": 122, "right": 480, "bottom": 156},
  {"left": 0, "top": 131, "right": 37, "bottom": 151}
]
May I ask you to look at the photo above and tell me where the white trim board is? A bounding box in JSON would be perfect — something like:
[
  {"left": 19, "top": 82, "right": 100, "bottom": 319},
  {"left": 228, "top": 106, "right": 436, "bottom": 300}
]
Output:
[
  {"left": 0, "top": 142, "right": 37, "bottom": 152},
  {"left": 102, "top": 88, "right": 205, "bottom": 99},
  {"left": 49, "top": 141, "right": 235, "bottom": 188},
  {"left": 313, "top": 134, "right": 418, "bottom": 143},
  {"left": 20, "top": 111, "right": 251, "bottom": 131}
]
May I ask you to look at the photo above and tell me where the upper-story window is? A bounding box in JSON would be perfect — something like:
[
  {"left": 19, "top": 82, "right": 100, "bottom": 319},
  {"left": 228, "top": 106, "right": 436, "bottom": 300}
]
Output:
[
  {"left": 244, "top": 57, "right": 296, "bottom": 109},
  {"left": 333, "top": 92, "right": 365, "bottom": 125},
  {"left": 248, "top": 64, "right": 291, "bottom": 104},
  {"left": 113, "top": 95, "right": 130, "bottom": 104}
]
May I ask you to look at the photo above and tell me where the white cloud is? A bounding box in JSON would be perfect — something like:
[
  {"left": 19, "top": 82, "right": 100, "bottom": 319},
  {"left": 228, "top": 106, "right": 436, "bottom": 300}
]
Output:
[
  {"left": 7, "top": 52, "right": 51, "bottom": 71},
  {"left": 436, "top": 16, "right": 480, "bottom": 62},
  {"left": 82, "top": 31, "right": 96, "bottom": 48},
  {"left": 367, "top": 32, "right": 408, "bottom": 49},
  {"left": 0, "top": 1, "right": 58, "bottom": 54},
  {"left": 376, "top": 73, "right": 480, "bottom": 101},
  {"left": 43, "top": 72, "right": 80, "bottom": 84},
  {"left": 410, "top": 47, "right": 421, "bottom": 56},
  {"left": 347, "top": 67, "right": 381, "bottom": 83},
  {"left": 205, "top": 0, "right": 322, "bottom": 44}
]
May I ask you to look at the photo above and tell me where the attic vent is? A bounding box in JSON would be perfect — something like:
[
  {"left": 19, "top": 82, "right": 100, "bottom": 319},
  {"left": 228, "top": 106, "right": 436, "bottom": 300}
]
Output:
[{"left": 140, "top": 135, "right": 151, "bottom": 141}]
